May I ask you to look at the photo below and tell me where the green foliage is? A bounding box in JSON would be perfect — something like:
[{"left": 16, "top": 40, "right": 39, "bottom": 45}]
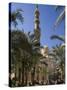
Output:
[
  {"left": 49, "top": 44, "right": 65, "bottom": 80},
  {"left": 54, "top": 6, "right": 65, "bottom": 28},
  {"left": 51, "top": 35, "right": 65, "bottom": 42},
  {"left": 10, "top": 9, "right": 24, "bottom": 28},
  {"left": 11, "top": 29, "right": 42, "bottom": 85}
]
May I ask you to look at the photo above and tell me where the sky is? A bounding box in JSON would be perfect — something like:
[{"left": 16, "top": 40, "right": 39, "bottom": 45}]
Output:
[{"left": 10, "top": 3, "right": 65, "bottom": 49}]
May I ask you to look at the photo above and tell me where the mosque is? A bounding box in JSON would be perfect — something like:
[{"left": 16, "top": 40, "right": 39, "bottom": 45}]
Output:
[
  {"left": 26, "top": 5, "right": 56, "bottom": 85},
  {"left": 10, "top": 5, "right": 57, "bottom": 86}
]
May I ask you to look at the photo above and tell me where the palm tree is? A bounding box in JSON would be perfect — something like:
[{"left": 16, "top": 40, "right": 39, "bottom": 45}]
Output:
[
  {"left": 11, "top": 30, "right": 42, "bottom": 86},
  {"left": 26, "top": 32, "right": 42, "bottom": 85},
  {"left": 50, "top": 7, "right": 65, "bottom": 78},
  {"left": 11, "top": 30, "right": 33, "bottom": 86},
  {"left": 9, "top": 8, "right": 24, "bottom": 29},
  {"left": 9, "top": 9, "right": 24, "bottom": 85},
  {"left": 51, "top": 6, "right": 65, "bottom": 46},
  {"left": 49, "top": 44, "right": 65, "bottom": 80}
]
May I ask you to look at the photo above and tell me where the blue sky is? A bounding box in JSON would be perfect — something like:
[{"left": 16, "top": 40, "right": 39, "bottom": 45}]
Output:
[{"left": 11, "top": 3, "right": 65, "bottom": 49}]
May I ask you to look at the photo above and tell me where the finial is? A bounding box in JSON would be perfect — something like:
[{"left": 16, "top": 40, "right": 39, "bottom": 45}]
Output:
[{"left": 36, "top": 4, "right": 38, "bottom": 9}]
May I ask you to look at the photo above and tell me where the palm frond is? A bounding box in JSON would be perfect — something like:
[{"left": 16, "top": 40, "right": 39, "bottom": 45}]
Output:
[
  {"left": 51, "top": 35, "right": 65, "bottom": 42},
  {"left": 16, "top": 10, "right": 24, "bottom": 23},
  {"left": 54, "top": 9, "right": 65, "bottom": 27},
  {"left": 10, "top": 9, "right": 24, "bottom": 28},
  {"left": 55, "top": 6, "right": 63, "bottom": 11}
]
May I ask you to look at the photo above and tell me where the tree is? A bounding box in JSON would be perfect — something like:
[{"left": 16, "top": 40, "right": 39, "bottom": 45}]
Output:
[
  {"left": 50, "top": 7, "right": 65, "bottom": 80},
  {"left": 51, "top": 6, "right": 65, "bottom": 46},
  {"left": 11, "top": 30, "right": 33, "bottom": 86},
  {"left": 26, "top": 31, "right": 42, "bottom": 85},
  {"left": 49, "top": 44, "right": 65, "bottom": 80},
  {"left": 9, "top": 8, "right": 24, "bottom": 29},
  {"left": 11, "top": 30, "right": 42, "bottom": 86}
]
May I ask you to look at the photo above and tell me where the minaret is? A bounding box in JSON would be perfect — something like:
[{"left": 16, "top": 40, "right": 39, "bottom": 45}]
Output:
[{"left": 34, "top": 5, "right": 41, "bottom": 46}]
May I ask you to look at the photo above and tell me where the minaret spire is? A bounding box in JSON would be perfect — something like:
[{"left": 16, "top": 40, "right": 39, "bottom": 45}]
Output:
[
  {"left": 36, "top": 4, "right": 38, "bottom": 9},
  {"left": 34, "top": 4, "right": 41, "bottom": 46}
]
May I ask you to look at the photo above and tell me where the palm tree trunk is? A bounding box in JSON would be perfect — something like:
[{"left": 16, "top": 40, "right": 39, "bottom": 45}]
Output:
[
  {"left": 25, "top": 68, "right": 28, "bottom": 85},
  {"left": 19, "top": 68, "right": 21, "bottom": 83},
  {"left": 31, "top": 66, "right": 35, "bottom": 85},
  {"left": 22, "top": 61, "right": 24, "bottom": 86}
]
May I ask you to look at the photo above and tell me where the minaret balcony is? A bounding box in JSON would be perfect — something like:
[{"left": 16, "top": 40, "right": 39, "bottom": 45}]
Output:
[
  {"left": 34, "top": 19, "right": 40, "bottom": 24},
  {"left": 35, "top": 15, "right": 39, "bottom": 18},
  {"left": 35, "top": 10, "right": 40, "bottom": 15}
]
